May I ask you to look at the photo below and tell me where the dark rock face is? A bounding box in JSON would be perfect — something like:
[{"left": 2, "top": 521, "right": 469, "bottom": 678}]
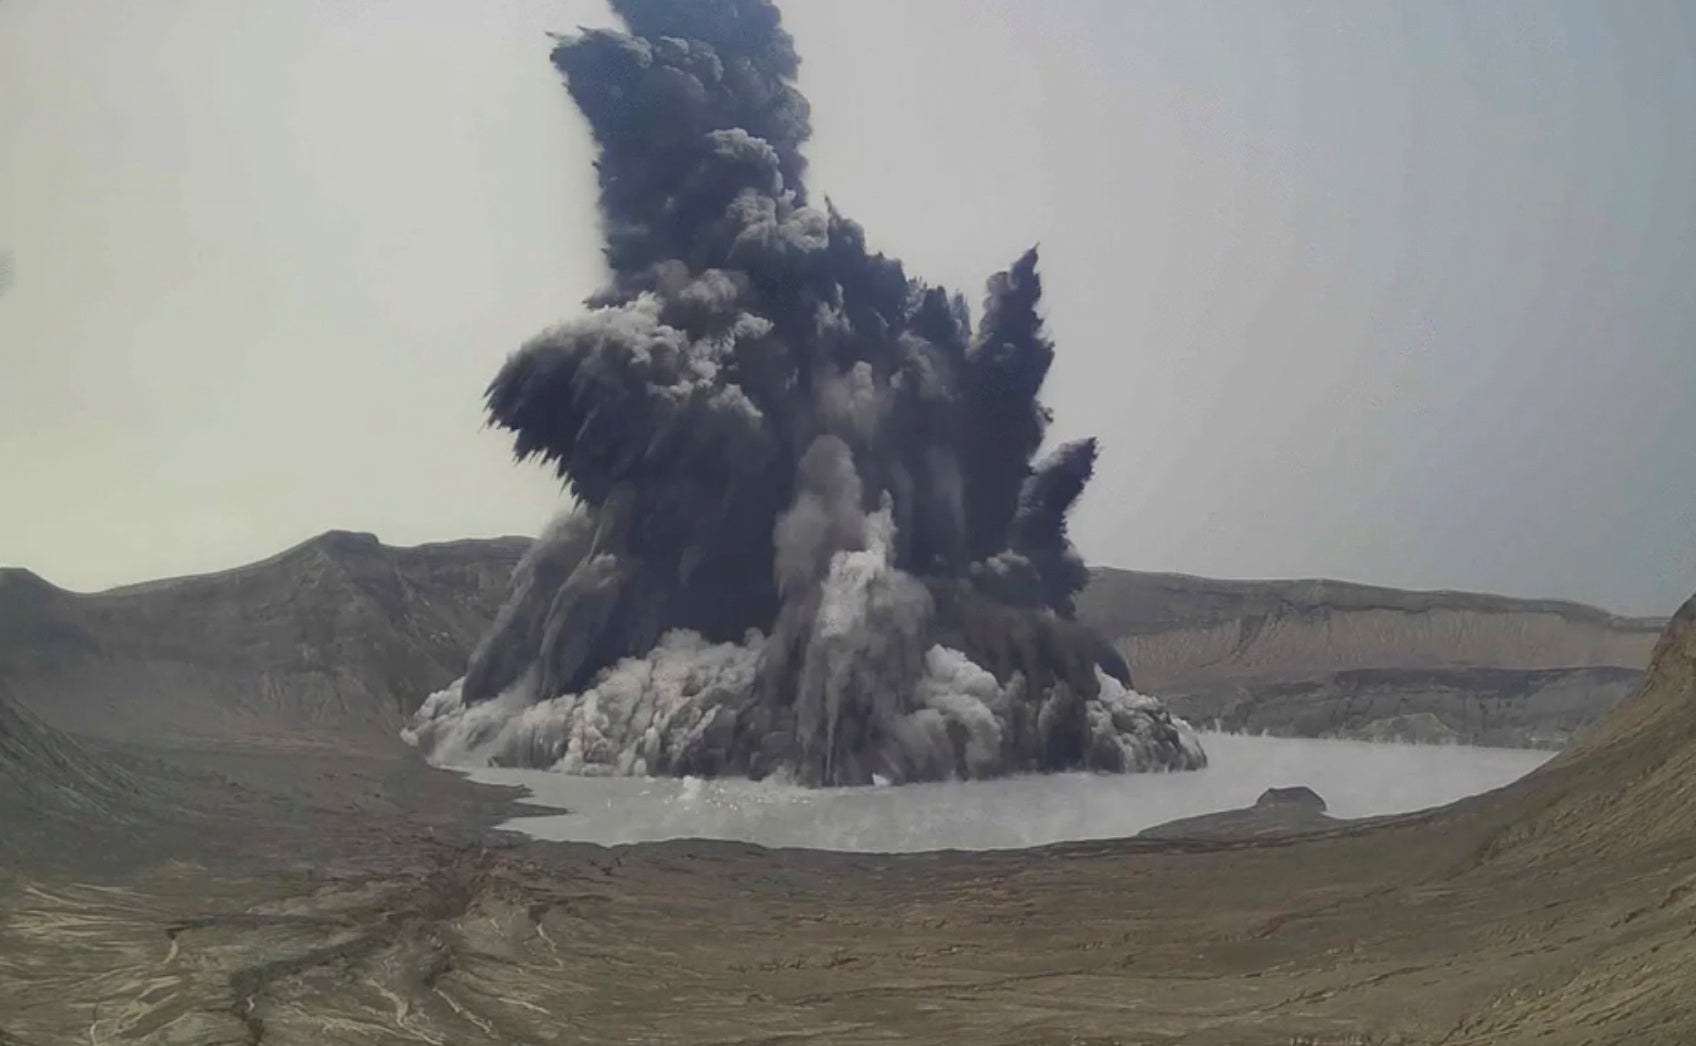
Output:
[
  {"left": 1138, "top": 784, "right": 1340, "bottom": 842},
  {"left": 1257, "top": 786, "right": 1326, "bottom": 811}
]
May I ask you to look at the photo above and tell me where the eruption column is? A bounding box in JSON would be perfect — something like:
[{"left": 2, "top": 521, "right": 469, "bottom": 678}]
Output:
[{"left": 404, "top": 0, "right": 1206, "bottom": 786}]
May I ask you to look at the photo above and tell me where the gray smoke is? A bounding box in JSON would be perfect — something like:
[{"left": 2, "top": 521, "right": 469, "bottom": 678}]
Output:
[{"left": 405, "top": 0, "right": 1205, "bottom": 786}]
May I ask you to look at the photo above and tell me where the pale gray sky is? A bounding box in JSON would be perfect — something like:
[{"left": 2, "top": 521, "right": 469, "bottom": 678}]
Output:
[{"left": 2, "top": 1, "right": 1692, "bottom": 615}]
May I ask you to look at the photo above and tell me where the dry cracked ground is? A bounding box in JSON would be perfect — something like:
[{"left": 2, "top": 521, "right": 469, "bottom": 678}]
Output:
[{"left": 3, "top": 583, "right": 1696, "bottom": 1042}]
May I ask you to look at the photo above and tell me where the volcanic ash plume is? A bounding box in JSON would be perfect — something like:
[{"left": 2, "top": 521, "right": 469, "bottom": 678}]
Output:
[{"left": 403, "top": 0, "right": 1206, "bottom": 786}]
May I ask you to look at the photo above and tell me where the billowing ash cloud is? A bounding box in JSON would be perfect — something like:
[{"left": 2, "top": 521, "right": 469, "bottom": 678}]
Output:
[{"left": 405, "top": 0, "right": 1206, "bottom": 786}]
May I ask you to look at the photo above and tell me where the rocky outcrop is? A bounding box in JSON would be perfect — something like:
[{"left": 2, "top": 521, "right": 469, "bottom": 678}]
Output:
[
  {"left": 1138, "top": 785, "right": 1341, "bottom": 841},
  {"left": 0, "top": 532, "right": 527, "bottom": 749},
  {"left": 1077, "top": 568, "right": 1663, "bottom": 746}
]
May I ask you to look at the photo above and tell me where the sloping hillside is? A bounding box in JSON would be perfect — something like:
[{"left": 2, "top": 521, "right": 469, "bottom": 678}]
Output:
[
  {"left": 0, "top": 531, "right": 526, "bottom": 749},
  {"left": 9, "top": 592, "right": 1696, "bottom": 1044},
  {"left": 5, "top": 541, "right": 1696, "bottom": 1041},
  {"left": 1080, "top": 568, "right": 1662, "bottom": 687},
  {"left": 1480, "top": 588, "right": 1696, "bottom": 864},
  {"left": 1162, "top": 665, "right": 1643, "bottom": 747},
  {"left": 1, "top": 540, "right": 1662, "bottom": 753},
  {"left": 0, "top": 678, "right": 165, "bottom": 864},
  {"left": 1078, "top": 568, "right": 1664, "bottom": 745}
]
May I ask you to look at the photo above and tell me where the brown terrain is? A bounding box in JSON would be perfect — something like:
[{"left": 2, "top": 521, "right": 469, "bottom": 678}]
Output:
[
  {"left": 0, "top": 534, "right": 1660, "bottom": 751},
  {"left": 0, "top": 531, "right": 526, "bottom": 750},
  {"left": 2, "top": 533, "right": 1693, "bottom": 1043},
  {"left": 1080, "top": 568, "right": 1663, "bottom": 746}
]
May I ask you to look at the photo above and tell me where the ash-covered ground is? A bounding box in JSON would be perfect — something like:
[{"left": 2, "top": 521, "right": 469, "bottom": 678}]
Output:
[{"left": 7, "top": 592, "right": 1696, "bottom": 1044}]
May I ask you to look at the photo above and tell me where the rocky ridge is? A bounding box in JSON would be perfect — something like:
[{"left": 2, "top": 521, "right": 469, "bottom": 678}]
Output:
[
  {"left": 1, "top": 535, "right": 1663, "bottom": 754},
  {"left": 0, "top": 531, "right": 527, "bottom": 748},
  {"left": 1080, "top": 567, "right": 1664, "bottom": 746}
]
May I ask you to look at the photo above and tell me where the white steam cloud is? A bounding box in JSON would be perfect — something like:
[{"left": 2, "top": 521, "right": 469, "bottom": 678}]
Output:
[{"left": 404, "top": 630, "right": 1204, "bottom": 785}]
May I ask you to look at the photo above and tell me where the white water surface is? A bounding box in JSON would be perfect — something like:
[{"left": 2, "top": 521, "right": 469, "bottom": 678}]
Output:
[{"left": 462, "top": 732, "right": 1553, "bottom": 853}]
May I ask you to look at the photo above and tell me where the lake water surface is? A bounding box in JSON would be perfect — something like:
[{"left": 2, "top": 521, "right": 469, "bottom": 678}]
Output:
[{"left": 464, "top": 732, "right": 1553, "bottom": 853}]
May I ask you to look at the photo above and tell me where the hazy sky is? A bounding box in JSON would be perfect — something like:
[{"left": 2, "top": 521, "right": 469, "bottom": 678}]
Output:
[{"left": 2, "top": 1, "right": 1692, "bottom": 615}]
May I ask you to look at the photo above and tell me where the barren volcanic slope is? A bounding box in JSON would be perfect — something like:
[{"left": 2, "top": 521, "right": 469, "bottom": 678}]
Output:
[
  {"left": 0, "top": 680, "right": 155, "bottom": 865},
  {"left": 2, "top": 592, "right": 1694, "bottom": 1042},
  {"left": 0, "top": 531, "right": 527, "bottom": 750},
  {"left": 1079, "top": 567, "right": 1665, "bottom": 745},
  {"left": 1, "top": 537, "right": 1658, "bottom": 757}
]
